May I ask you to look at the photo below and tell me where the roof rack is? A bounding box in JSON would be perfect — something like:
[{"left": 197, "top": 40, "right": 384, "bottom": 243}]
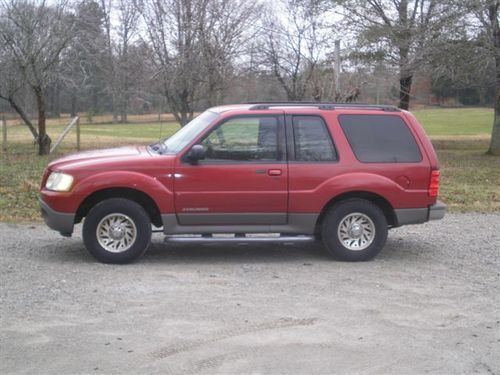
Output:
[{"left": 246, "top": 102, "right": 400, "bottom": 112}]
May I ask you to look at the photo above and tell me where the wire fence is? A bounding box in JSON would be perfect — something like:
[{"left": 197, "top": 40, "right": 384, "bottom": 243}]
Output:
[{"left": 0, "top": 113, "right": 182, "bottom": 159}]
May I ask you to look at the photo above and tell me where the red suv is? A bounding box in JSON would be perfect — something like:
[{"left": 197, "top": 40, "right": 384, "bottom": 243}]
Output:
[{"left": 40, "top": 103, "right": 445, "bottom": 263}]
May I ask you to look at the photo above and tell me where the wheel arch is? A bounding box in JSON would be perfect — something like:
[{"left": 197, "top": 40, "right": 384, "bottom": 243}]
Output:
[
  {"left": 315, "top": 191, "right": 397, "bottom": 235},
  {"left": 75, "top": 187, "right": 163, "bottom": 227}
]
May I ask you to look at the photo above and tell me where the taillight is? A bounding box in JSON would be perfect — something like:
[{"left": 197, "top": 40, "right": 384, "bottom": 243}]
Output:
[{"left": 428, "top": 170, "right": 440, "bottom": 197}]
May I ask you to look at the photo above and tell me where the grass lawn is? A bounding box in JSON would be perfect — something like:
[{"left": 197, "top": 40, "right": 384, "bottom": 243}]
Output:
[
  {"left": 5, "top": 121, "right": 180, "bottom": 144},
  {"left": 1, "top": 107, "right": 498, "bottom": 222},
  {"left": 413, "top": 107, "right": 493, "bottom": 136}
]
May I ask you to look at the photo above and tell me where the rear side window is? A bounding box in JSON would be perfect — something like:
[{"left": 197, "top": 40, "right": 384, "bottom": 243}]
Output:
[
  {"left": 292, "top": 116, "right": 337, "bottom": 162},
  {"left": 339, "top": 114, "right": 422, "bottom": 163}
]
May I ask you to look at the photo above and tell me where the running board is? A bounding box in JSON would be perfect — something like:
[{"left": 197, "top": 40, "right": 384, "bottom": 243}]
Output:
[{"left": 164, "top": 235, "right": 314, "bottom": 243}]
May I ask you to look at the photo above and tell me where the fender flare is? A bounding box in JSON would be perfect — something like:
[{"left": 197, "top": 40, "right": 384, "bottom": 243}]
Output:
[
  {"left": 72, "top": 171, "right": 174, "bottom": 213},
  {"left": 315, "top": 172, "right": 404, "bottom": 209}
]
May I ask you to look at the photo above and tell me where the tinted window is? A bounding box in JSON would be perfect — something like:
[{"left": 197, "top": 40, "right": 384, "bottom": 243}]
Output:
[
  {"left": 293, "top": 116, "right": 337, "bottom": 162},
  {"left": 339, "top": 115, "right": 422, "bottom": 163},
  {"left": 201, "top": 116, "right": 279, "bottom": 162}
]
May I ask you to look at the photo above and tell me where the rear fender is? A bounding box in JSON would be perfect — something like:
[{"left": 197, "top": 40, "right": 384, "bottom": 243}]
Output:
[{"left": 315, "top": 172, "right": 403, "bottom": 209}]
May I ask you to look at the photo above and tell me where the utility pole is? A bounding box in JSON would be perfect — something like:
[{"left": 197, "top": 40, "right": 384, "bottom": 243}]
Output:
[{"left": 334, "top": 40, "right": 341, "bottom": 99}]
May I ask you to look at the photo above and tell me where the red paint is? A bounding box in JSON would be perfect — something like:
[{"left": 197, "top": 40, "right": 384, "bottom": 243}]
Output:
[{"left": 40, "top": 105, "right": 440, "bottom": 218}]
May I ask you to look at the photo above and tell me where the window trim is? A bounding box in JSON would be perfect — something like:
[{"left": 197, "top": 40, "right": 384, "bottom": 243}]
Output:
[
  {"left": 180, "top": 114, "right": 286, "bottom": 165},
  {"left": 285, "top": 114, "right": 339, "bottom": 164},
  {"left": 338, "top": 114, "right": 423, "bottom": 164}
]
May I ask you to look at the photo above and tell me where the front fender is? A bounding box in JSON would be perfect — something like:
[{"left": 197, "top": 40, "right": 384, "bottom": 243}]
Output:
[{"left": 70, "top": 171, "right": 174, "bottom": 213}]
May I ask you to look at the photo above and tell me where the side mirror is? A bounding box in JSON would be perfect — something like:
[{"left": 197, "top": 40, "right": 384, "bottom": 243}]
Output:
[{"left": 188, "top": 144, "right": 206, "bottom": 163}]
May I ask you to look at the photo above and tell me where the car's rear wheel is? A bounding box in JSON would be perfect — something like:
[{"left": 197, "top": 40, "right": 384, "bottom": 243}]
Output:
[
  {"left": 321, "top": 199, "right": 388, "bottom": 261},
  {"left": 83, "top": 198, "right": 151, "bottom": 263}
]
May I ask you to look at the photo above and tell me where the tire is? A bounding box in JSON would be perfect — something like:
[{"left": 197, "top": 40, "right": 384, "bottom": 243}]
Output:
[
  {"left": 321, "top": 199, "right": 388, "bottom": 261},
  {"left": 83, "top": 198, "right": 152, "bottom": 264}
]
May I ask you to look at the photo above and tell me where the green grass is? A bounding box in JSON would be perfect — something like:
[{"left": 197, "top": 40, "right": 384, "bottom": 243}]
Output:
[
  {"left": 0, "top": 148, "right": 48, "bottom": 222},
  {"left": 6, "top": 121, "right": 180, "bottom": 143},
  {"left": 433, "top": 138, "right": 500, "bottom": 212},
  {"left": 1, "top": 108, "right": 499, "bottom": 222},
  {"left": 413, "top": 107, "right": 493, "bottom": 136}
]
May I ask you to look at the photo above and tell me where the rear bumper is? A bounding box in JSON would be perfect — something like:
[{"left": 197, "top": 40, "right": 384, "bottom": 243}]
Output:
[
  {"left": 428, "top": 200, "right": 446, "bottom": 221},
  {"left": 39, "top": 198, "right": 75, "bottom": 236},
  {"left": 394, "top": 200, "right": 446, "bottom": 226}
]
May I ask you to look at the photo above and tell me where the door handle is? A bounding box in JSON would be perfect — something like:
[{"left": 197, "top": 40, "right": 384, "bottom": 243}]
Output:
[{"left": 268, "top": 169, "right": 282, "bottom": 176}]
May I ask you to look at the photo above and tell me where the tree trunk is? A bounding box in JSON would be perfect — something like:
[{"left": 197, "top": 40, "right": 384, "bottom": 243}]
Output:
[
  {"left": 180, "top": 111, "right": 188, "bottom": 126},
  {"left": 2, "top": 96, "right": 39, "bottom": 140},
  {"left": 120, "top": 103, "right": 128, "bottom": 123},
  {"left": 399, "top": 75, "right": 413, "bottom": 110},
  {"left": 487, "top": 1, "right": 500, "bottom": 156},
  {"left": 34, "top": 89, "right": 51, "bottom": 155},
  {"left": 70, "top": 94, "right": 77, "bottom": 118},
  {"left": 121, "top": 111, "right": 128, "bottom": 123},
  {"left": 53, "top": 86, "right": 61, "bottom": 118},
  {"left": 487, "top": 56, "right": 500, "bottom": 155},
  {"left": 111, "top": 95, "right": 119, "bottom": 124}
]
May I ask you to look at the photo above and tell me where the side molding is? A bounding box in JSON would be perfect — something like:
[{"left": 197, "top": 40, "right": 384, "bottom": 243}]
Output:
[{"left": 162, "top": 213, "right": 318, "bottom": 234}]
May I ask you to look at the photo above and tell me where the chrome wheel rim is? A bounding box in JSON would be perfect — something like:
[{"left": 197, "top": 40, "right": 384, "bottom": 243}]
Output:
[
  {"left": 337, "top": 212, "right": 375, "bottom": 251},
  {"left": 96, "top": 213, "right": 137, "bottom": 253}
]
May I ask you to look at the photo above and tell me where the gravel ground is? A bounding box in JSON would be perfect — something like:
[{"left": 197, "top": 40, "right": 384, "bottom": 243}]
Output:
[{"left": 1, "top": 213, "right": 499, "bottom": 375}]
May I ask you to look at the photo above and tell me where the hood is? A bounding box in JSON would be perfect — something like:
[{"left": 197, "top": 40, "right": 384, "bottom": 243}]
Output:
[{"left": 48, "top": 146, "right": 150, "bottom": 171}]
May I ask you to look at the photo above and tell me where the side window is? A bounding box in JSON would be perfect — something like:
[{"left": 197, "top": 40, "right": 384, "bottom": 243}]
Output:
[
  {"left": 201, "top": 116, "right": 279, "bottom": 162},
  {"left": 292, "top": 116, "right": 337, "bottom": 162},
  {"left": 339, "top": 114, "right": 422, "bottom": 163}
]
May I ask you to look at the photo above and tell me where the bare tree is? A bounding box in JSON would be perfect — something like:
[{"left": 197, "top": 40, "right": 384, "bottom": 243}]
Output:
[
  {"left": 0, "top": 0, "right": 75, "bottom": 155},
  {"left": 99, "top": 0, "right": 140, "bottom": 123},
  {"left": 0, "top": 46, "right": 39, "bottom": 139},
  {"left": 262, "top": 0, "right": 332, "bottom": 101},
  {"left": 116, "top": 0, "right": 140, "bottom": 122},
  {"left": 469, "top": 0, "right": 500, "bottom": 155},
  {"left": 338, "top": 0, "right": 460, "bottom": 110},
  {"left": 199, "top": 0, "right": 260, "bottom": 106},
  {"left": 61, "top": 1, "right": 107, "bottom": 118},
  {"left": 140, "top": 0, "right": 209, "bottom": 126}
]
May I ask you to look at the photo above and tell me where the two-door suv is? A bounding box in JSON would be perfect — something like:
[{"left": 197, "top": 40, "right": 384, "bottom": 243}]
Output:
[{"left": 40, "top": 102, "right": 446, "bottom": 263}]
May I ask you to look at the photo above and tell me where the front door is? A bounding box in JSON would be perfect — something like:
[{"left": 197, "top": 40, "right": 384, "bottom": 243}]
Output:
[{"left": 174, "top": 114, "right": 288, "bottom": 226}]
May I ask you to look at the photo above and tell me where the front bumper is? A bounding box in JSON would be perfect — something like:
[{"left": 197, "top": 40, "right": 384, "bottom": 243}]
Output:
[
  {"left": 394, "top": 200, "right": 446, "bottom": 226},
  {"left": 39, "top": 198, "right": 75, "bottom": 236}
]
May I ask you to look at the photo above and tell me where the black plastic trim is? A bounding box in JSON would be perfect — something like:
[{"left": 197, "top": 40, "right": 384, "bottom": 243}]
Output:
[
  {"left": 246, "top": 102, "right": 400, "bottom": 112},
  {"left": 39, "top": 198, "right": 75, "bottom": 235}
]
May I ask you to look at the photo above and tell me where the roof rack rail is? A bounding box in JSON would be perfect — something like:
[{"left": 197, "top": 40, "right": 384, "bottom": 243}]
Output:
[{"left": 246, "top": 102, "right": 400, "bottom": 112}]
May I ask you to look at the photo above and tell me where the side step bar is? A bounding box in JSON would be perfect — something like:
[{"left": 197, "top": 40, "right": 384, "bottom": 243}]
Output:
[{"left": 164, "top": 235, "right": 315, "bottom": 243}]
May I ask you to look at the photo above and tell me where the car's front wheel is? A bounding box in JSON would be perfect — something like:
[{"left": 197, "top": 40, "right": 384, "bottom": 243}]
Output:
[
  {"left": 83, "top": 198, "right": 152, "bottom": 263},
  {"left": 321, "top": 199, "right": 388, "bottom": 261}
]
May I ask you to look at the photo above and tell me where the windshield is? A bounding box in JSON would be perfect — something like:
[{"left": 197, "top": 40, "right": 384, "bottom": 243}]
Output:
[{"left": 159, "top": 111, "right": 219, "bottom": 154}]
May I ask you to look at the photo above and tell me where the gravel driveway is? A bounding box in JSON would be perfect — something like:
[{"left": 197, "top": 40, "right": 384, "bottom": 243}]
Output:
[{"left": 1, "top": 213, "right": 499, "bottom": 374}]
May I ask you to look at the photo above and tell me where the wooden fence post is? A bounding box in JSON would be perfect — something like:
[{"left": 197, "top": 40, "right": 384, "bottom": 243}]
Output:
[
  {"left": 2, "top": 116, "right": 6, "bottom": 153},
  {"left": 50, "top": 116, "right": 79, "bottom": 154},
  {"left": 76, "top": 117, "right": 80, "bottom": 151}
]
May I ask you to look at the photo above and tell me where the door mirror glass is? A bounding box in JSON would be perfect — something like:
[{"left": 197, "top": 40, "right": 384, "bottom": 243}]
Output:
[{"left": 188, "top": 144, "right": 206, "bottom": 163}]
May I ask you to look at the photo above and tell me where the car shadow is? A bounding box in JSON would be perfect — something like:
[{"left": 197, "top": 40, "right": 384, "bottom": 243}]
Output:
[
  {"left": 38, "top": 235, "right": 432, "bottom": 265},
  {"left": 143, "top": 238, "right": 329, "bottom": 264}
]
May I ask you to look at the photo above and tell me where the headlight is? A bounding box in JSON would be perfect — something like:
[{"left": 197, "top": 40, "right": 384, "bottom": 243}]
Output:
[{"left": 46, "top": 172, "right": 74, "bottom": 192}]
